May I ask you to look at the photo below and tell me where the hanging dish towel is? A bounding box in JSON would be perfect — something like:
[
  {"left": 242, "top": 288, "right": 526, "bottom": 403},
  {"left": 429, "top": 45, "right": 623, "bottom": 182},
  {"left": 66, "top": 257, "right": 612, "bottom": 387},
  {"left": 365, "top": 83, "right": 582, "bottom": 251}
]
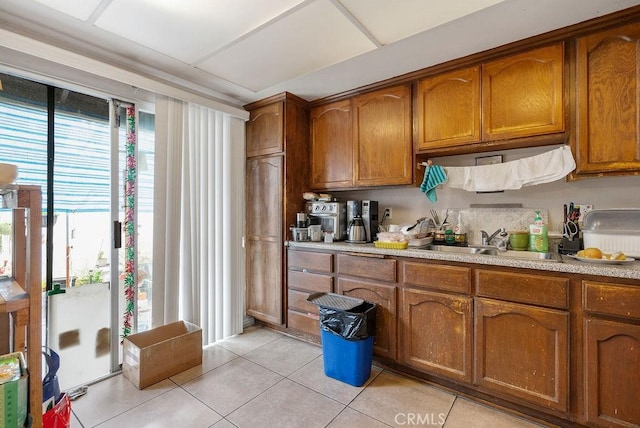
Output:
[
  {"left": 446, "top": 145, "right": 575, "bottom": 192},
  {"left": 420, "top": 163, "right": 447, "bottom": 202}
]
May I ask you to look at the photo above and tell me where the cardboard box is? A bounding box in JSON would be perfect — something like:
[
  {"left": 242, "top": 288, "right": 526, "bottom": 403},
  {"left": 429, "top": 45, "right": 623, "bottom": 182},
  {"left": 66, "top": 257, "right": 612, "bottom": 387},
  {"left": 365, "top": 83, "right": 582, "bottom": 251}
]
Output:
[
  {"left": 0, "top": 352, "right": 28, "bottom": 428},
  {"left": 123, "top": 321, "right": 202, "bottom": 389}
]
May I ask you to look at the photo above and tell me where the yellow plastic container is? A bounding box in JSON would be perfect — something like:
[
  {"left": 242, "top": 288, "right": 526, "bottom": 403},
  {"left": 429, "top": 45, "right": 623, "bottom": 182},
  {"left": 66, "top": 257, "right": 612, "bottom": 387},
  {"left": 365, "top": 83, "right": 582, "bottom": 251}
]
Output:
[{"left": 374, "top": 241, "right": 408, "bottom": 249}]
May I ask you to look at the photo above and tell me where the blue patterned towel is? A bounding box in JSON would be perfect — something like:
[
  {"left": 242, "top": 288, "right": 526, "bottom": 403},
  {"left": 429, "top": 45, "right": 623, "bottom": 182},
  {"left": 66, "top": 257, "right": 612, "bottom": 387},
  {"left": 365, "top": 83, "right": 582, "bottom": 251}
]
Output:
[{"left": 420, "top": 164, "right": 447, "bottom": 203}]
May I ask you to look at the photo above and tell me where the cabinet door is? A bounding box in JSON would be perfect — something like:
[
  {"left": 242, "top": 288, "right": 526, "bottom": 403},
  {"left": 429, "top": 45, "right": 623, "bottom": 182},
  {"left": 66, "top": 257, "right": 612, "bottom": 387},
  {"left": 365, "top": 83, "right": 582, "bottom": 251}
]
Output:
[
  {"left": 399, "top": 288, "right": 473, "bottom": 383},
  {"left": 338, "top": 278, "right": 397, "bottom": 360},
  {"left": 246, "top": 102, "right": 283, "bottom": 157},
  {"left": 474, "top": 298, "right": 569, "bottom": 412},
  {"left": 309, "top": 99, "right": 353, "bottom": 189},
  {"left": 246, "top": 239, "right": 282, "bottom": 325},
  {"left": 246, "top": 156, "right": 283, "bottom": 238},
  {"left": 584, "top": 318, "right": 640, "bottom": 427},
  {"left": 576, "top": 23, "right": 640, "bottom": 175},
  {"left": 353, "top": 84, "right": 413, "bottom": 186},
  {"left": 482, "top": 43, "right": 564, "bottom": 141},
  {"left": 246, "top": 156, "right": 283, "bottom": 324},
  {"left": 416, "top": 67, "right": 481, "bottom": 150}
]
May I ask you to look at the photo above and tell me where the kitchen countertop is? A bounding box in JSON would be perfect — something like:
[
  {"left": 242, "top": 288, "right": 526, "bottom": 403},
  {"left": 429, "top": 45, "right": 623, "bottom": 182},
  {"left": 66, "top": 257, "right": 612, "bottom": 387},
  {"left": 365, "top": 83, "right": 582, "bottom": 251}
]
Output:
[{"left": 287, "top": 241, "right": 640, "bottom": 280}]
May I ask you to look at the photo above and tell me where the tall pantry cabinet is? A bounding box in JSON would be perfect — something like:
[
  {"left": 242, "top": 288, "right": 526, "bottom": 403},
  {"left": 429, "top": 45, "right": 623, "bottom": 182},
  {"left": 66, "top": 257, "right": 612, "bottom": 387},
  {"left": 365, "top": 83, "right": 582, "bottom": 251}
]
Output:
[{"left": 244, "top": 93, "right": 309, "bottom": 325}]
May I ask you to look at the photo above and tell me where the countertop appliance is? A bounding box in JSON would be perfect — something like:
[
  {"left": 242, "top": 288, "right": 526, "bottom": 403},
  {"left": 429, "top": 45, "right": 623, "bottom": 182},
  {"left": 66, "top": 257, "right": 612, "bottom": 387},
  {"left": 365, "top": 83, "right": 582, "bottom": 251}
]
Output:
[
  {"left": 347, "top": 200, "right": 378, "bottom": 242},
  {"left": 309, "top": 201, "right": 347, "bottom": 241}
]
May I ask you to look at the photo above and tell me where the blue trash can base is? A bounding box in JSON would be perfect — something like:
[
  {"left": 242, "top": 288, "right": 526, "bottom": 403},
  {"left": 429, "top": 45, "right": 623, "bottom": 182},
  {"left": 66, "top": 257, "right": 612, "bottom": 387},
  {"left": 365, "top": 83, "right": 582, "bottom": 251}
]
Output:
[{"left": 321, "top": 330, "right": 374, "bottom": 387}]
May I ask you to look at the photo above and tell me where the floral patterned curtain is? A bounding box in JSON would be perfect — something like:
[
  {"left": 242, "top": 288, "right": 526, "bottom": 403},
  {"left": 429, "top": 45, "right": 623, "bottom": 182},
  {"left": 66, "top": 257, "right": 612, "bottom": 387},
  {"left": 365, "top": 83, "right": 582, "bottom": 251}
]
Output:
[{"left": 122, "top": 106, "right": 136, "bottom": 338}]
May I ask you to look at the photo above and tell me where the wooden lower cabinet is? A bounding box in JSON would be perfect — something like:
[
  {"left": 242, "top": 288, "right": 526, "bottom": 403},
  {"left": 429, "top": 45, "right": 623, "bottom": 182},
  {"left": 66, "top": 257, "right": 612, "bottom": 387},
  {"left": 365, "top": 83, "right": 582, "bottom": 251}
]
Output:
[
  {"left": 287, "top": 249, "right": 334, "bottom": 338},
  {"left": 399, "top": 287, "right": 473, "bottom": 383},
  {"left": 246, "top": 239, "right": 282, "bottom": 324},
  {"left": 337, "top": 277, "right": 397, "bottom": 360},
  {"left": 285, "top": 248, "right": 640, "bottom": 427},
  {"left": 583, "top": 280, "right": 640, "bottom": 427},
  {"left": 584, "top": 318, "right": 640, "bottom": 427},
  {"left": 474, "top": 298, "right": 569, "bottom": 412}
]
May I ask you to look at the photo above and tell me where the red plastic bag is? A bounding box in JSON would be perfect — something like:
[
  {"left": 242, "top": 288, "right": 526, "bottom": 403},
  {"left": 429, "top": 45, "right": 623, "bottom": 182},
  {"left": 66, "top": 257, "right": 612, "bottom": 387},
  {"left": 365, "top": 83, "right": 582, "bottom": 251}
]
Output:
[{"left": 43, "top": 393, "right": 71, "bottom": 428}]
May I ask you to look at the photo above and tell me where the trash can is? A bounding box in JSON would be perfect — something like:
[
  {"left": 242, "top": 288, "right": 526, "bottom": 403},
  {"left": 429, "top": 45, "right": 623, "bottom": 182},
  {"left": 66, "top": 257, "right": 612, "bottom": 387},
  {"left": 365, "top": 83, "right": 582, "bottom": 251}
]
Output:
[{"left": 307, "top": 292, "right": 376, "bottom": 387}]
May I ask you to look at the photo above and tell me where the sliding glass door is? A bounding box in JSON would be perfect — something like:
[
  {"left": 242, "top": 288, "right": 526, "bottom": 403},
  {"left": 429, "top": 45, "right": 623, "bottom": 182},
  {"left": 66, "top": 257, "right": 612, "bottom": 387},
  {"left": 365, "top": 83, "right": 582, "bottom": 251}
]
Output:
[
  {"left": 48, "top": 88, "right": 113, "bottom": 390},
  {"left": 0, "top": 72, "right": 154, "bottom": 390}
]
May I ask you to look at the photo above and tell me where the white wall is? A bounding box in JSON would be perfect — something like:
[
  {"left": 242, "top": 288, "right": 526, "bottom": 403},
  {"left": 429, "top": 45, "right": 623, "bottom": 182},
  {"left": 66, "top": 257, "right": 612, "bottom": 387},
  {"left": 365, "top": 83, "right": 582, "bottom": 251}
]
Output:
[{"left": 335, "top": 145, "right": 640, "bottom": 235}]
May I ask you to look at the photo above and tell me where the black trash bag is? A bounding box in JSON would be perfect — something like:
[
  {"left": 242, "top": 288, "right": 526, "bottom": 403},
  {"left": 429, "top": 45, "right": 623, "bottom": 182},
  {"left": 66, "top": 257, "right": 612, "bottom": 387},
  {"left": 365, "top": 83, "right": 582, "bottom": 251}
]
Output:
[{"left": 319, "top": 302, "right": 376, "bottom": 341}]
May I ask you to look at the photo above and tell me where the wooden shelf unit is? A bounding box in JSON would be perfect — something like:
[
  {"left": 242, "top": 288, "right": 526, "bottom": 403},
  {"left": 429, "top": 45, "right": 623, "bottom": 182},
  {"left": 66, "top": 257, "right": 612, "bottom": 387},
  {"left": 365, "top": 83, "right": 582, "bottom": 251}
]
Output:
[{"left": 1, "top": 185, "right": 42, "bottom": 428}]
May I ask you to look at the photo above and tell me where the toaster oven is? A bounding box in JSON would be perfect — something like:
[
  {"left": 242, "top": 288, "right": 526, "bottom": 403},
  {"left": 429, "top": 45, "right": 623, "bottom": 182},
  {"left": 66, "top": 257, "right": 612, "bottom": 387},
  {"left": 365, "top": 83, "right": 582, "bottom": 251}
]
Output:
[{"left": 308, "top": 201, "right": 347, "bottom": 241}]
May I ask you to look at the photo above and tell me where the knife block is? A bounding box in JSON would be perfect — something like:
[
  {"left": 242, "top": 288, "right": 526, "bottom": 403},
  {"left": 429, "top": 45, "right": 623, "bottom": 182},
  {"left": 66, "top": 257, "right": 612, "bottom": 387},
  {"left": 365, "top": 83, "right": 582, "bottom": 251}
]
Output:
[{"left": 559, "top": 236, "right": 582, "bottom": 254}]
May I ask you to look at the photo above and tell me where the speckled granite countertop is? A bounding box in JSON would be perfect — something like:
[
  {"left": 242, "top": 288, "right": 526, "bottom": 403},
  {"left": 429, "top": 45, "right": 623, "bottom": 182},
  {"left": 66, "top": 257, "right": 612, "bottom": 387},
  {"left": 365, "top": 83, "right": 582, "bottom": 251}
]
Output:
[{"left": 287, "top": 241, "right": 640, "bottom": 281}]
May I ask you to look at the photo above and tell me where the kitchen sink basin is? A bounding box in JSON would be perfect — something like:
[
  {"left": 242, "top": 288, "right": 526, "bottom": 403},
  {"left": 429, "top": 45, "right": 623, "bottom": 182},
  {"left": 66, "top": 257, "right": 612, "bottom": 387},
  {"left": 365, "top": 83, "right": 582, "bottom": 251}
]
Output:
[
  {"left": 492, "top": 250, "right": 562, "bottom": 261},
  {"left": 425, "top": 245, "right": 561, "bottom": 262},
  {"left": 426, "top": 245, "right": 489, "bottom": 254}
]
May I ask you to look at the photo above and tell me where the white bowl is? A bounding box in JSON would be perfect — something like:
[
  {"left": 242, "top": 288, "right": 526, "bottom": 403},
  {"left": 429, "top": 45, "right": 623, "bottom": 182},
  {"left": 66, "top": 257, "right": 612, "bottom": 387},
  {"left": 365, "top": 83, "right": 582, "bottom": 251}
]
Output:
[{"left": 0, "top": 163, "right": 18, "bottom": 185}]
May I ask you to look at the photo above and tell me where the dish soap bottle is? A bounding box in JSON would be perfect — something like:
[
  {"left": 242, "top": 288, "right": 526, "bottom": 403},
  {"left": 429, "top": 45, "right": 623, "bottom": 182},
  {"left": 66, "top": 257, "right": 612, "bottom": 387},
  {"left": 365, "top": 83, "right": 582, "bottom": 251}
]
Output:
[{"left": 529, "top": 210, "right": 548, "bottom": 252}]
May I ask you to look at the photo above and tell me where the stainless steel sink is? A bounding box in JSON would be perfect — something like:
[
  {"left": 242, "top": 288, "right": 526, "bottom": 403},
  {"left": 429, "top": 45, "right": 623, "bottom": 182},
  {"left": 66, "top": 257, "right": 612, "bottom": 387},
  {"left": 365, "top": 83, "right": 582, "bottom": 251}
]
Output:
[
  {"left": 427, "top": 245, "right": 489, "bottom": 254},
  {"left": 492, "top": 250, "right": 561, "bottom": 261},
  {"left": 425, "top": 245, "right": 561, "bottom": 262}
]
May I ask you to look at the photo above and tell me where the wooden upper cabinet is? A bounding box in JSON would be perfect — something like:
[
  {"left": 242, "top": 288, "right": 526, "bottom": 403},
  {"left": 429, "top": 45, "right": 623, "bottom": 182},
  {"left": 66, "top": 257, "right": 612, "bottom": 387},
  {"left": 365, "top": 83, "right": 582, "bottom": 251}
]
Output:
[
  {"left": 482, "top": 43, "right": 565, "bottom": 141},
  {"left": 246, "top": 102, "right": 283, "bottom": 157},
  {"left": 575, "top": 23, "right": 640, "bottom": 175},
  {"left": 417, "top": 66, "right": 481, "bottom": 150},
  {"left": 310, "top": 99, "right": 353, "bottom": 189},
  {"left": 353, "top": 84, "right": 413, "bottom": 186}
]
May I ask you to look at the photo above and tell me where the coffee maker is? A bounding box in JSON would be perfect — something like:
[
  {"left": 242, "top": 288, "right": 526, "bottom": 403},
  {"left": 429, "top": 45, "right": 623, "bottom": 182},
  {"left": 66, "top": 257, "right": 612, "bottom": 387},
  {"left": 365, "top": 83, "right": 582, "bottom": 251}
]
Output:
[{"left": 346, "top": 200, "right": 378, "bottom": 242}]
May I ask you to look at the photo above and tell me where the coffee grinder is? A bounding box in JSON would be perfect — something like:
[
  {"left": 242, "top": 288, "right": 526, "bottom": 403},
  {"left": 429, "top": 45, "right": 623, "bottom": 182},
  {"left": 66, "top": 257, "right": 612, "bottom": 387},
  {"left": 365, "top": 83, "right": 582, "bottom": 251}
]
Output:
[
  {"left": 361, "top": 200, "right": 378, "bottom": 242},
  {"left": 346, "top": 200, "right": 361, "bottom": 225},
  {"left": 346, "top": 200, "right": 378, "bottom": 242}
]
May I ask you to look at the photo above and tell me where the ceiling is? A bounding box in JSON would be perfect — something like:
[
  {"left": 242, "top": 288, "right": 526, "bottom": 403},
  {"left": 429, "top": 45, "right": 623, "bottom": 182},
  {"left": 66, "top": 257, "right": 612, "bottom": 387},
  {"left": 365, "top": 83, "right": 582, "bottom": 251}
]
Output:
[{"left": 0, "top": 0, "right": 639, "bottom": 108}]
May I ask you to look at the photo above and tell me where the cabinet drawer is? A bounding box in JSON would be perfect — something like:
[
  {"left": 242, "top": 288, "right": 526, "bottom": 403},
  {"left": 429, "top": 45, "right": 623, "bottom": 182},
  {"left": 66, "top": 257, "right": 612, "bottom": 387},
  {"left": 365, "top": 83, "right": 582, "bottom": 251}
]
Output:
[
  {"left": 288, "top": 289, "right": 319, "bottom": 315},
  {"left": 288, "top": 250, "right": 333, "bottom": 273},
  {"left": 402, "top": 261, "right": 471, "bottom": 294},
  {"left": 287, "top": 309, "right": 320, "bottom": 337},
  {"left": 583, "top": 281, "right": 640, "bottom": 320},
  {"left": 287, "top": 270, "right": 333, "bottom": 293},
  {"left": 476, "top": 269, "right": 568, "bottom": 309},
  {"left": 337, "top": 253, "right": 396, "bottom": 282}
]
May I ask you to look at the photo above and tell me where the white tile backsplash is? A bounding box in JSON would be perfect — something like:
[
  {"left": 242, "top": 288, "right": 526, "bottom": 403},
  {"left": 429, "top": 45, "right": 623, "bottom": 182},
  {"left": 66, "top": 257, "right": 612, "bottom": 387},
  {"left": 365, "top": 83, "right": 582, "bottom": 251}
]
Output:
[{"left": 434, "top": 208, "right": 548, "bottom": 245}]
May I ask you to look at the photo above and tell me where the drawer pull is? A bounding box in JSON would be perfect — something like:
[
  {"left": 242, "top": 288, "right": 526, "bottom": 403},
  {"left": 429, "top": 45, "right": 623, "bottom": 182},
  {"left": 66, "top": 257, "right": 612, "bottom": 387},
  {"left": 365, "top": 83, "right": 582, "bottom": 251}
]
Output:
[{"left": 343, "top": 252, "right": 386, "bottom": 259}]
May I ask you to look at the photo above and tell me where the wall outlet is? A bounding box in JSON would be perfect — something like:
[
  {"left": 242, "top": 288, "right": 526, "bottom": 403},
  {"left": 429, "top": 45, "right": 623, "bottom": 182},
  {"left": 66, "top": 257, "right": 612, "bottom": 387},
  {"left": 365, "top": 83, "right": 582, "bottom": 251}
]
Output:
[{"left": 384, "top": 207, "right": 392, "bottom": 219}]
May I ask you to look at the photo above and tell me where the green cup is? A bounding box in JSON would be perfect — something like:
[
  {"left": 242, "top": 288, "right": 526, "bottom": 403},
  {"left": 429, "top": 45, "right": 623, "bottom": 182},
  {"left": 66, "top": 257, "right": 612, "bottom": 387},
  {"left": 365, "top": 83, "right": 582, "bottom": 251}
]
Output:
[{"left": 508, "top": 231, "right": 529, "bottom": 251}]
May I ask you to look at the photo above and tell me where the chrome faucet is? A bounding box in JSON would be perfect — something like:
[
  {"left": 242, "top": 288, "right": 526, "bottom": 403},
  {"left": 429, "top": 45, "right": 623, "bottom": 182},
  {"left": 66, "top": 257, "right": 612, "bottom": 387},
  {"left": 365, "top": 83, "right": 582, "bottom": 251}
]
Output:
[{"left": 481, "top": 228, "right": 509, "bottom": 251}]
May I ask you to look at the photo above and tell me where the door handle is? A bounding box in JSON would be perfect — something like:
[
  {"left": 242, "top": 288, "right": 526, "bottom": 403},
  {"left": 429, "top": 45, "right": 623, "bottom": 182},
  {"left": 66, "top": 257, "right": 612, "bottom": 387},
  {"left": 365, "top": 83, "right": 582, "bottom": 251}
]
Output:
[{"left": 114, "top": 220, "right": 122, "bottom": 248}]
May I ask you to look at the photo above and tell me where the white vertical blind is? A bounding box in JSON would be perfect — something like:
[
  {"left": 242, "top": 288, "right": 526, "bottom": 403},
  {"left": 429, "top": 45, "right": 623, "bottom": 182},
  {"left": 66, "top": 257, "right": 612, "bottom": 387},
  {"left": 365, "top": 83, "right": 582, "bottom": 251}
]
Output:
[{"left": 153, "top": 96, "right": 245, "bottom": 344}]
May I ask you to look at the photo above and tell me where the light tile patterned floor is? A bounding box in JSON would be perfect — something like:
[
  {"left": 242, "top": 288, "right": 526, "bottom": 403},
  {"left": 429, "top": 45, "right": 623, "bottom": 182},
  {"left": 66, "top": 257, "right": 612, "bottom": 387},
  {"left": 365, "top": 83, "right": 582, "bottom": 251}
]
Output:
[{"left": 69, "top": 326, "right": 546, "bottom": 427}]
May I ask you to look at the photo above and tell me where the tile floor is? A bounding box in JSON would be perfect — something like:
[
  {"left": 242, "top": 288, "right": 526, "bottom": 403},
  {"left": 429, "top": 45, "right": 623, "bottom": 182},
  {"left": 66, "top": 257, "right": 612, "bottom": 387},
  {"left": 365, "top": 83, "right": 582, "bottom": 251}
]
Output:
[{"left": 69, "top": 326, "right": 546, "bottom": 427}]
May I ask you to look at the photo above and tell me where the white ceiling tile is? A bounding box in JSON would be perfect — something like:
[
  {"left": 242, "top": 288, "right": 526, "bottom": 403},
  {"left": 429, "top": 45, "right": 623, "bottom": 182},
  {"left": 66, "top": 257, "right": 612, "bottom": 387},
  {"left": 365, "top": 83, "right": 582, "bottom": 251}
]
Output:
[
  {"left": 341, "top": 0, "right": 507, "bottom": 45},
  {"left": 197, "top": 0, "right": 376, "bottom": 92},
  {"left": 33, "top": 0, "right": 103, "bottom": 20},
  {"left": 93, "top": 0, "right": 305, "bottom": 64}
]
